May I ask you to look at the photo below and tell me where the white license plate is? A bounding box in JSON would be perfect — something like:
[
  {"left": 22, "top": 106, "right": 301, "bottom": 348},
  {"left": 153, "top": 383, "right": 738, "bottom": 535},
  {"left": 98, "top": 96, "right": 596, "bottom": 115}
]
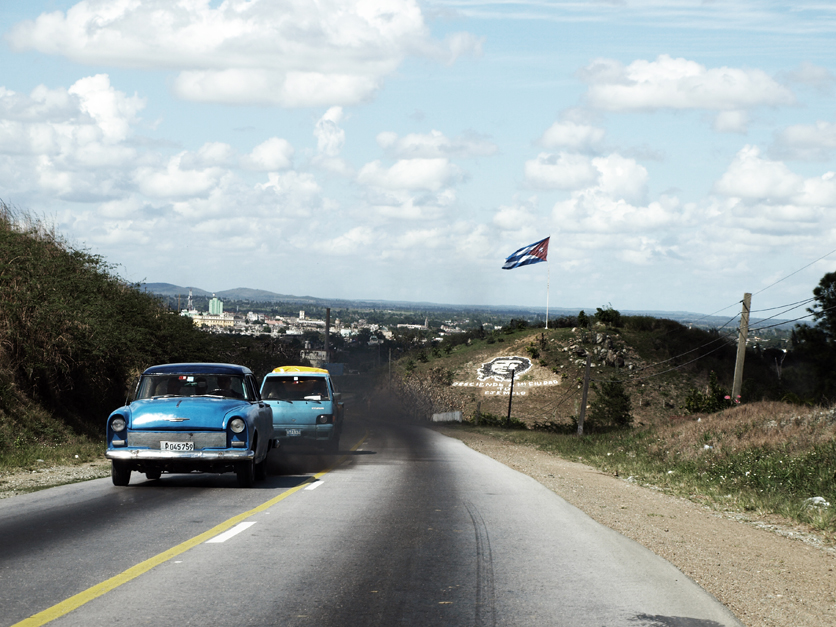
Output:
[
  {"left": 161, "top": 441, "right": 194, "bottom": 451},
  {"left": 286, "top": 429, "right": 302, "bottom": 436}
]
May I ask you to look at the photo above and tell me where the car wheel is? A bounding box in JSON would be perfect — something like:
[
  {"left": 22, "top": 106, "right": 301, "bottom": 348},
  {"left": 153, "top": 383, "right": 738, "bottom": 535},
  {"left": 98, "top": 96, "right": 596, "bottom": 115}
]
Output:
[
  {"left": 112, "top": 462, "right": 131, "bottom": 486},
  {"left": 145, "top": 470, "right": 162, "bottom": 481},
  {"left": 254, "top": 458, "right": 267, "bottom": 481},
  {"left": 236, "top": 459, "right": 255, "bottom": 488}
]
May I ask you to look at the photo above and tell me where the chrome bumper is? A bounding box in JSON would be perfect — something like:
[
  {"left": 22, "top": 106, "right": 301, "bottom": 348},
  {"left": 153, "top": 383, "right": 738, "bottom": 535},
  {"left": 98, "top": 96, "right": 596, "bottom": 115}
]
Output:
[{"left": 106, "top": 449, "right": 254, "bottom": 461}]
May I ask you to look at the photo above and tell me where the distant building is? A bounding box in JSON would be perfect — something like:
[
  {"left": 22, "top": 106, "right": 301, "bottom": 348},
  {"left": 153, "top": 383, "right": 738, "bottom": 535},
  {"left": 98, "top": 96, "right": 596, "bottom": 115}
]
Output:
[{"left": 209, "top": 295, "right": 223, "bottom": 315}]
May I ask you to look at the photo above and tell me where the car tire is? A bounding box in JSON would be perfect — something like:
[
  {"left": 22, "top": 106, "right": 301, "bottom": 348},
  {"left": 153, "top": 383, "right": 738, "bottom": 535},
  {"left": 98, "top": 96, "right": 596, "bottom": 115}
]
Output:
[
  {"left": 254, "top": 458, "right": 267, "bottom": 481},
  {"left": 236, "top": 459, "right": 255, "bottom": 488},
  {"left": 145, "top": 470, "right": 162, "bottom": 481},
  {"left": 112, "top": 462, "right": 131, "bottom": 486}
]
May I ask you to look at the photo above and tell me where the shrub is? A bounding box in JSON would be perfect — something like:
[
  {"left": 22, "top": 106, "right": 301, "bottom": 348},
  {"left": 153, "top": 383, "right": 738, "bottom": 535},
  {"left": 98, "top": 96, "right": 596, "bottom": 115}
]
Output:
[{"left": 588, "top": 378, "right": 632, "bottom": 429}]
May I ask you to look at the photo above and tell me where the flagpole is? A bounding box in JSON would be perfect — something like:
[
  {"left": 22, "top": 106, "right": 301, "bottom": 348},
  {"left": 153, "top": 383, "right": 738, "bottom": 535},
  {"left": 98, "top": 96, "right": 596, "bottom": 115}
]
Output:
[{"left": 546, "top": 256, "right": 550, "bottom": 330}]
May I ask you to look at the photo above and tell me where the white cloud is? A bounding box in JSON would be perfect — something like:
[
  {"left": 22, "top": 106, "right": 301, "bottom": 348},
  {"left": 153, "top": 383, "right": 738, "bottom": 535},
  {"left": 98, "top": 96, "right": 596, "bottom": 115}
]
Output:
[
  {"left": 773, "top": 120, "right": 836, "bottom": 160},
  {"left": 357, "top": 158, "right": 461, "bottom": 191},
  {"left": 376, "top": 129, "right": 497, "bottom": 159},
  {"left": 9, "top": 0, "right": 480, "bottom": 107},
  {"left": 493, "top": 196, "right": 539, "bottom": 235},
  {"left": 68, "top": 74, "right": 144, "bottom": 142},
  {"left": 580, "top": 54, "right": 794, "bottom": 112},
  {"left": 313, "top": 226, "right": 377, "bottom": 255},
  {"left": 539, "top": 121, "right": 604, "bottom": 152},
  {"left": 714, "top": 145, "right": 836, "bottom": 209},
  {"left": 242, "top": 138, "right": 294, "bottom": 171},
  {"left": 134, "top": 154, "right": 223, "bottom": 199},
  {"left": 712, "top": 110, "right": 749, "bottom": 134},
  {"left": 782, "top": 61, "right": 835, "bottom": 90},
  {"left": 524, "top": 152, "right": 598, "bottom": 190},
  {"left": 593, "top": 154, "right": 648, "bottom": 204},
  {"left": 315, "top": 107, "right": 346, "bottom": 157},
  {"left": 524, "top": 152, "right": 647, "bottom": 202}
]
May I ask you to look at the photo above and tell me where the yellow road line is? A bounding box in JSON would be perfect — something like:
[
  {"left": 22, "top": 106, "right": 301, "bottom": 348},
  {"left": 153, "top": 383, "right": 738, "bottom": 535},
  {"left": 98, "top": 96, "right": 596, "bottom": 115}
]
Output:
[{"left": 13, "top": 433, "right": 368, "bottom": 627}]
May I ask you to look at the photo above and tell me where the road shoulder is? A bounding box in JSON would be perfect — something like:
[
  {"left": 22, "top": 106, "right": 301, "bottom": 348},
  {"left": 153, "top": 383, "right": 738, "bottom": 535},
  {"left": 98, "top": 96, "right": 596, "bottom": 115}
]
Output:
[{"left": 440, "top": 427, "right": 836, "bottom": 627}]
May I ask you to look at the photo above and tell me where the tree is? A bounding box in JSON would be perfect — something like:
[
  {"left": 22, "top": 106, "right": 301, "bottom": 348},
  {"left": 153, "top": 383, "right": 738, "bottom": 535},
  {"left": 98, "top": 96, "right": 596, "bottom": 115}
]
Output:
[
  {"left": 808, "top": 271, "right": 836, "bottom": 341},
  {"left": 794, "top": 271, "right": 836, "bottom": 402},
  {"left": 588, "top": 379, "right": 632, "bottom": 429},
  {"left": 595, "top": 305, "right": 622, "bottom": 328},
  {"left": 577, "top": 310, "right": 589, "bottom": 328}
]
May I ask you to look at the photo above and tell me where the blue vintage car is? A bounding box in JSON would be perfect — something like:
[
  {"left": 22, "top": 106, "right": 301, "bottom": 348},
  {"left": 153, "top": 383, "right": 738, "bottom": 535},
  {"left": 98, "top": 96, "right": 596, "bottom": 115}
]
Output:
[
  {"left": 260, "top": 366, "right": 344, "bottom": 453},
  {"left": 105, "top": 363, "right": 274, "bottom": 488}
]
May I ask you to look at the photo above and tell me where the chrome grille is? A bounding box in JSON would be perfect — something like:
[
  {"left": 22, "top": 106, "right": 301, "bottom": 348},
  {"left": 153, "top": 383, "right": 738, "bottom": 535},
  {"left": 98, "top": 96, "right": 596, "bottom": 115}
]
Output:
[{"left": 127, "top": 431, "right": 226, "bottom": 449}]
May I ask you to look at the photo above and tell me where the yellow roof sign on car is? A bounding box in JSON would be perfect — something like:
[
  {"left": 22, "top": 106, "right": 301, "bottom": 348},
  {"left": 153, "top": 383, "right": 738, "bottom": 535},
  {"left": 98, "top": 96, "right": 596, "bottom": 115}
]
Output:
[{"left": 272, "top": 366, "right": 329, "bottom": 374}]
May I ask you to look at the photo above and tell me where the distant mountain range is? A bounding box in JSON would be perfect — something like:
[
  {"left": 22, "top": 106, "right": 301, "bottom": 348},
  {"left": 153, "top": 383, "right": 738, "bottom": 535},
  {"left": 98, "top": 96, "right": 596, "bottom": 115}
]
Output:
[{"left": 141, "top": 282, "right": 793, "bottom": 329}]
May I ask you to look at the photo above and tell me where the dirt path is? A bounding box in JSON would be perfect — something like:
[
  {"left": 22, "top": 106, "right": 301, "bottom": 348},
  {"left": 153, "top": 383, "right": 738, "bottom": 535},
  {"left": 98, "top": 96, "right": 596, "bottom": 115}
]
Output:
[{"left": 441, "top": 428, "right": 836, "bottom": 627}]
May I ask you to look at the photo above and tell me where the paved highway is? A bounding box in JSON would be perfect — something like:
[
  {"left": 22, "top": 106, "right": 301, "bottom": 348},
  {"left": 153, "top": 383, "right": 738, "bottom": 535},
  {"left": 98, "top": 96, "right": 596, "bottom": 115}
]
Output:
[{"left": 0, "top": 417, "right": 742, "bottom": 627}]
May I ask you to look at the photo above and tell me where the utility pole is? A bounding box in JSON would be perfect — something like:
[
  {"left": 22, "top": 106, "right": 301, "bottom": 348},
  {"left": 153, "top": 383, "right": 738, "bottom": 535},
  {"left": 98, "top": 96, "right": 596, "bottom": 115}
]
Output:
[
  {"left": 505, "top": 367, "right": 517, "bottom": 428},
  {"left": 731, "top": 293, "right": 751, "bottom": 402},
  {"left": 324, "top": 307, "right": 331, "bottom": 365},
  {"left": 577, "top": 355, "right": 591, "bottom": 435}
]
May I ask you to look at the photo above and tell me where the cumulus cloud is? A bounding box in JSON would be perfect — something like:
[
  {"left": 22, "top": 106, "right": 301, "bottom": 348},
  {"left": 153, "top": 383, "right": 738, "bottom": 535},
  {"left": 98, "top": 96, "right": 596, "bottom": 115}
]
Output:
[
  {"left": 357, "top": 158, "right": 461, "bottom": 191},
  {"left": 524, "top": 152, "right": 648, "bottom": 203},
  {"left": 134, "top": 154, "right": 224, "bottom": 199},
  {"left": 242, "top": 137, "right": 294, "bottom": 171},
  {"left": 315, "top": 107, "right": 346, "bottom": 157},
  {"left": 714, "top": 145, "right": 836, "bottom": 209},
  {"left": 0, "top": 75, "right": 142, "bottom": 199},
  {"left": 8, "top": 0, "right": 481, "bottom": 107},
  {"left": 580, "top": 54, "right": 794, "bottom": 112},
  {"left": 313, "top": 226, "right": 377, "bottom": 255},
  {"left": 524, "top": 153, "right": 598, "bottom": 190},
  {"left": 376, "top": 129, "right": 497, "bottom": 159},
  {"left": 773, "top": 120, "right": 836, "bottom": 161},
  {"left": 539, "top": 121, "right": 605, "bottom": 152},
  {"left": 712, "top": 110, "right": 749, "bottom": 134}
]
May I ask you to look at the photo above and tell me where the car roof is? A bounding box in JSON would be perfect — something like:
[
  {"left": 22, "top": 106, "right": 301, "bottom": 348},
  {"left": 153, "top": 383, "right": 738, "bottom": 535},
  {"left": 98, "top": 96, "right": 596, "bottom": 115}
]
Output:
[
  {"left": 269, "top": 366, "right": 330, "bottom": 376},
  {"left": 142, "top": 363, "right": 253, "bottom": 376}
]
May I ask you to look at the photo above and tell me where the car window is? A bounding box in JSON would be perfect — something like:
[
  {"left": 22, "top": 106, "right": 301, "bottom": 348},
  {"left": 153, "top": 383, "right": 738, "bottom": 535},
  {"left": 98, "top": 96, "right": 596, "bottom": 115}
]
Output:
[
  {"left": 136, "top": 374, "right": 247, "bottom": 399},
  {"left": 261, "top": 376, "right": 330, "bottom": 401}
]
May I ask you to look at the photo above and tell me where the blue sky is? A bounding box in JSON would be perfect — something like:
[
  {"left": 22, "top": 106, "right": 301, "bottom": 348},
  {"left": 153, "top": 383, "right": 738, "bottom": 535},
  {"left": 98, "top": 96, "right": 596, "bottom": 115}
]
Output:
[{"left": 3, "top": 1, "right": 836, "bottom": 319}]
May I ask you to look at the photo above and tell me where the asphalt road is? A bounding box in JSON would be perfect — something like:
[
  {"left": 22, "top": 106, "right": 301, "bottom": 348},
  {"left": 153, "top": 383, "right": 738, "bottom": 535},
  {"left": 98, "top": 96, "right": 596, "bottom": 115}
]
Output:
[{"left": 0, "top": 416, "right": 743, "bottom": 627}]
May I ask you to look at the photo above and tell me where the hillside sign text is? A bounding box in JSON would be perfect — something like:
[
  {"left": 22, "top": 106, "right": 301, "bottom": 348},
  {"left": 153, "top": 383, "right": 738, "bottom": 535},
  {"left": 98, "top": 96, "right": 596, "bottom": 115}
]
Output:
[{"left": 451, "top": 356, "right": 561, "bottom": 396}]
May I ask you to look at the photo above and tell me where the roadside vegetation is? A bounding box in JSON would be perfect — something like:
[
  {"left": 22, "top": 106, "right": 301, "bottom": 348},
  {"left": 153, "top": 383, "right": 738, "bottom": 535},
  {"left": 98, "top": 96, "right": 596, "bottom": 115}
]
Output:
[{"left": 0, "top": 202, "right": 302, "bottom": 472}]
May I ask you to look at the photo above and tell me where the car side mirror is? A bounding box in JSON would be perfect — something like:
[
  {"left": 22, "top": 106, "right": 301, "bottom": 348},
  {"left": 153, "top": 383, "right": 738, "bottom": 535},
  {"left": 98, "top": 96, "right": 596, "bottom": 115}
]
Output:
[{"left": 333, "top": 392, "right": 342, "bottom": 402}]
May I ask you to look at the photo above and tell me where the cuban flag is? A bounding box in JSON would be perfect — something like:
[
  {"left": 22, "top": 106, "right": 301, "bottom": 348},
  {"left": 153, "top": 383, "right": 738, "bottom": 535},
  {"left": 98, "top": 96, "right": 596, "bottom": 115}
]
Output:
[{"left": 502, "top": 236, "right": 549, "bottom": 270}]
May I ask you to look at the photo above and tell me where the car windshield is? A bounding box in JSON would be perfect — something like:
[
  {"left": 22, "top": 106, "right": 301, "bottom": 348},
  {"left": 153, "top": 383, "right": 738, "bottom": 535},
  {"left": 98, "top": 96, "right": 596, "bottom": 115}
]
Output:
[
  {"left": 135, "top": 374, "right": 249, "bottom": 400},
  {"left": 261, "top": 376, "right": 329, "bottom": 401}
]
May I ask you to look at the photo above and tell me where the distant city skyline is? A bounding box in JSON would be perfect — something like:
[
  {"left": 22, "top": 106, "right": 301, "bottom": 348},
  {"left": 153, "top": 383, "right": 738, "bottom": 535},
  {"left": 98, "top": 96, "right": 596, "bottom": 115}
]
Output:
[{"left": 2, "top": 2, "right": 835, "bottom": 322}]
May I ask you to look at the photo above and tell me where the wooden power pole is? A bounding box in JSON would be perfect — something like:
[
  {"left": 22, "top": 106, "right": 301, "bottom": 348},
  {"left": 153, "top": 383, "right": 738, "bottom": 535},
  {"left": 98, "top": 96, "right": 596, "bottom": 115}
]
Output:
[{"left": 731, "top": 293, "right": 751, "bottom": 402}]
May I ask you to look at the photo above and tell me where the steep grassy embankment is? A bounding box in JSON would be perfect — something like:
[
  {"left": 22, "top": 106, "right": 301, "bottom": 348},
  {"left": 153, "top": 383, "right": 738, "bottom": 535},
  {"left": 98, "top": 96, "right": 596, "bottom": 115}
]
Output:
[{"left": 0, "top": 202, "right": 299, "bottom": 470}]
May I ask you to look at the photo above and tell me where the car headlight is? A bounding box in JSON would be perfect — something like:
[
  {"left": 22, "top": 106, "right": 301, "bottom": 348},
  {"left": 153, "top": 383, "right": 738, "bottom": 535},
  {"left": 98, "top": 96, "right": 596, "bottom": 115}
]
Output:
[
  {"left": 316, "top": 414, "right": 332, "bottom": 424},
  {"left": 229, "top": 418, "right": 245, "bottom": 433},
  {"left": 111, "top": 417, "right": 127, "bottom": 432}
]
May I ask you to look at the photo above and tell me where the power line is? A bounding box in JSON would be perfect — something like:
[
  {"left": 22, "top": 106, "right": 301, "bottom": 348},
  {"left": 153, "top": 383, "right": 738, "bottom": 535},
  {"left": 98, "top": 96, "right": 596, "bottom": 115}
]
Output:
[
  {"left": 752, "top": 246, "right": 836, "bottom": 297},
  {"left": 750, "top": 297, "right": 815, "bottom": 314}
]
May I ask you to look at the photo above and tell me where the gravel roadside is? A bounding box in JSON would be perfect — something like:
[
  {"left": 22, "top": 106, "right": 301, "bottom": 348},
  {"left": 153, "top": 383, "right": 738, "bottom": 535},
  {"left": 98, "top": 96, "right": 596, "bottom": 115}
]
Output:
[
  {"left": 441, "top": 427, "right": 836, "bottom": 627},
  {"left": 0, "top": 459, "right": 111, "bottom": 499}
]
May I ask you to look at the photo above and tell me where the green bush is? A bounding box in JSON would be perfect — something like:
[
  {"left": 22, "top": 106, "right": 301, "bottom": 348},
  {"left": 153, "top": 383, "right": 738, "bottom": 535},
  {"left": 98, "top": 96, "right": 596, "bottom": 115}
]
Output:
[
  {"left": 683, "top": 371, "right": 738, "bottom": 414},
  {"left": 588, "top": 378, "right": 632, "bottom": 428}
]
